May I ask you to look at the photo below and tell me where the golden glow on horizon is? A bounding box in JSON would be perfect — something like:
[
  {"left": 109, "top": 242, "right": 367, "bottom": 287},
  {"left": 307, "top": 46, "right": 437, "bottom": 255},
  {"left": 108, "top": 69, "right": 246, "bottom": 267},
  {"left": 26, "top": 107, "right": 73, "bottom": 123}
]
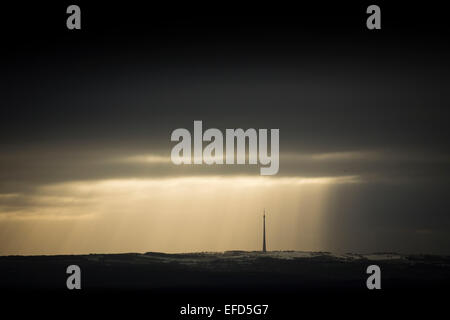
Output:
[{"left": 0, "top": 175, "right": 360, "bottom": 255}]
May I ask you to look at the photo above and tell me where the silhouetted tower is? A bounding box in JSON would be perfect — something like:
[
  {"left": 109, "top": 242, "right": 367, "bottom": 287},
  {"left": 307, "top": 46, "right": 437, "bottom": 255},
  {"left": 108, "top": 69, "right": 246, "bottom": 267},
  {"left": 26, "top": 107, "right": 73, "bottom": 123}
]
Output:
[{"left": 262, "top": 210, "right": 267, "bottom": 252}]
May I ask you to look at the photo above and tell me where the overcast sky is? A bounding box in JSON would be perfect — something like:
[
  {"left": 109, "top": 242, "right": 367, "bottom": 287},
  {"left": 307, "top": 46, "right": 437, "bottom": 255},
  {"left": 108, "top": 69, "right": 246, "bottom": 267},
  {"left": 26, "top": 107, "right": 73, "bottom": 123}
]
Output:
[{"left": 1, "top": 3, "right": 450, "bottom": 255}]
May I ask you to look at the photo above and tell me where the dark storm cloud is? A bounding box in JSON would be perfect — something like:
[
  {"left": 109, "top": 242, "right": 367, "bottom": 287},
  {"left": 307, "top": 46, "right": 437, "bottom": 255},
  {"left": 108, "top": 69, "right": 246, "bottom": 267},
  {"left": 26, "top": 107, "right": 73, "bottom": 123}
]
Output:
[
  {"left": 3, "top": 45, "right": 450, "bottom": 154},
  {"left": 1, "top": 142, "right": 450, "bottom": 205},
  {"left": 2, "top": 49, "right": 450, "bottom": 191},
  {"left": 1, "top": 4, "right": 450, "bottom": 253}
]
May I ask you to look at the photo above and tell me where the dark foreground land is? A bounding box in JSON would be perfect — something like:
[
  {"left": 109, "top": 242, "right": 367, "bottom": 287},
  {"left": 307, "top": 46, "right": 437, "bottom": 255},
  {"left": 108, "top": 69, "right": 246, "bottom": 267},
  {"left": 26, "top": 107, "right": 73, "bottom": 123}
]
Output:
[{"left": 1, "top": 251, "right": 449, "bottom": 318}]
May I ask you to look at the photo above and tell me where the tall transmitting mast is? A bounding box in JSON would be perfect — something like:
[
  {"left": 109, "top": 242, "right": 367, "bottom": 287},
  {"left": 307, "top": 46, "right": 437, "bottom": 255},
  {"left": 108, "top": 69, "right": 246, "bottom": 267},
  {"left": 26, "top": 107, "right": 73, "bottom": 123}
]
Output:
[{"left": 263, "top": 209, "right": 267, "bottom": 252}]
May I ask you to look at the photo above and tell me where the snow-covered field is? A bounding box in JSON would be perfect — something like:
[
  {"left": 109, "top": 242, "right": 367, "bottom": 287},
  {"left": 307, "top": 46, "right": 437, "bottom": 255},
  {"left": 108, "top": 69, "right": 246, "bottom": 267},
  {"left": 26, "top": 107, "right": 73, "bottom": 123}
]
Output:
[{"left": 115, "top": 250, "right": 444, "bottom": 267}]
